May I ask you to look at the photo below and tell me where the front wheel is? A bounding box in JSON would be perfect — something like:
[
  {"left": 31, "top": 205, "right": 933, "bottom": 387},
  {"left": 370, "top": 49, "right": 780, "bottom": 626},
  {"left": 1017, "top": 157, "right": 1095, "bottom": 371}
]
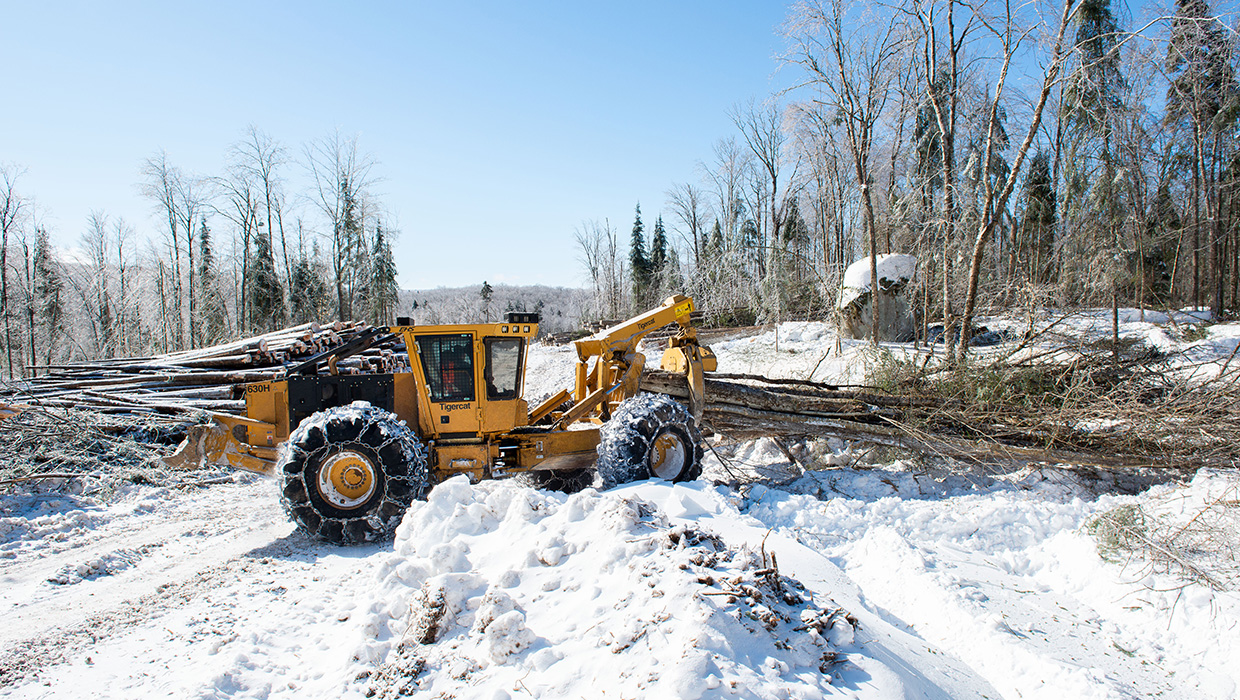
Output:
[
  {"left": 596, "top": 393, "right": 703, "bottom": 489},
  {"left": 278, "top": 402, "right": 429, "bottom": 545}
]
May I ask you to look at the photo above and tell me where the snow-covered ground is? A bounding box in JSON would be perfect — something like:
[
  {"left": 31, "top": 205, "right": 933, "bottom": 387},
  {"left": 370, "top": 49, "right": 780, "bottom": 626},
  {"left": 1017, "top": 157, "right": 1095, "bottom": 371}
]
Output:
[{"left": 2, "top": 309, "right": 1238, "bottom": 699}]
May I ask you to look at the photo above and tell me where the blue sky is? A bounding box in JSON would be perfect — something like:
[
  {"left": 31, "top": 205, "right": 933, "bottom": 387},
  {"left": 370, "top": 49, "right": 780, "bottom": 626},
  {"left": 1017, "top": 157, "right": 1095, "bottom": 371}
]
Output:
[{"left": 0, "top": 2, "right": 792, "bottom": 290}]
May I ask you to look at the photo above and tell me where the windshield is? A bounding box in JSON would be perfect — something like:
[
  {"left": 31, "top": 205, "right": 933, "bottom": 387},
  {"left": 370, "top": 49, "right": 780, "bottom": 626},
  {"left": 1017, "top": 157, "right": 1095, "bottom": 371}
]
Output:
[
  {"left": 483, "top": 337, "right": 523, "bottom": 400},
  {"left": 416, "top": 334, "right": 475, "bottom": 403}
]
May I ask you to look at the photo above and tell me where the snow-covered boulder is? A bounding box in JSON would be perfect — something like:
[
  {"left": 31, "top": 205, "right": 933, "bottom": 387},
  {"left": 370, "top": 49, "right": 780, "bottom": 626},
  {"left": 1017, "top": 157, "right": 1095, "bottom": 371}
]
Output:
[{"left": 837, "top": 254, "right": 917, "bottom": 341}]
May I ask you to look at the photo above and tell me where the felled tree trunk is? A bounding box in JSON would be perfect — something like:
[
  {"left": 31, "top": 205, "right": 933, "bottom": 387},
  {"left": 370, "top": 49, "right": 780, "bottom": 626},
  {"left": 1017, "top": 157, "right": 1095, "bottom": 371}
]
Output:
[{"left": 640, "top": 370, "right": 1177, "bottom": 472}]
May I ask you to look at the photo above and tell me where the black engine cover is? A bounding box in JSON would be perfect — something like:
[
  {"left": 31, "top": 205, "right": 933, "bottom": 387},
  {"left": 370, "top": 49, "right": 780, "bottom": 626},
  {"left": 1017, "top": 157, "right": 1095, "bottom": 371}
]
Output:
[{"left": 286, "top": 375, "right": 395, "bottom": 431}]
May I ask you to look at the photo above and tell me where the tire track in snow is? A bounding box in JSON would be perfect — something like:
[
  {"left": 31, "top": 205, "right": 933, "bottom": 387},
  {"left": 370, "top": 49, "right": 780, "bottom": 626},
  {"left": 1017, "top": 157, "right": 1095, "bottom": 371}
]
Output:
[{"left": 0, "top": 481, "right": 295, "bottom": 685}]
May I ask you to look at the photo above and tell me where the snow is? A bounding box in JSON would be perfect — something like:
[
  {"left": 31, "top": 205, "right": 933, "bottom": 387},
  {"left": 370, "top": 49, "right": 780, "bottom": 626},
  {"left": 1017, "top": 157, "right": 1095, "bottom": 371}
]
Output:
[
  {"left": 3, "top": 310, "right": 1240, "bottom": 699},
  {"left": 838, "top": 254, "right": 917, "bottom": 310}
]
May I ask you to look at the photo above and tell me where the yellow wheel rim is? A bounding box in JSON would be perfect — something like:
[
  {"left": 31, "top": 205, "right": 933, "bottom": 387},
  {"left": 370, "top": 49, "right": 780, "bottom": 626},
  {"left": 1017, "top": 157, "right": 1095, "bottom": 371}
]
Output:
[
  {"left": 317, "top": 451, "right": 378, "bottom": 509},
  {"left": 650, "top": 431, "right": 688, "bottom": 480}
]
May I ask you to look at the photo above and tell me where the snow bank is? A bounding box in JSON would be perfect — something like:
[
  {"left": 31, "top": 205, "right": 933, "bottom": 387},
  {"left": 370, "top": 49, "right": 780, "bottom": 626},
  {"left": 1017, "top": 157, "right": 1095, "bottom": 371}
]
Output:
[
  {"left": 351, "top": 477, "right": 891, "bottom": 699},
  {"left": 736, "top": 467, "right": 1240, "bottom": 700}
]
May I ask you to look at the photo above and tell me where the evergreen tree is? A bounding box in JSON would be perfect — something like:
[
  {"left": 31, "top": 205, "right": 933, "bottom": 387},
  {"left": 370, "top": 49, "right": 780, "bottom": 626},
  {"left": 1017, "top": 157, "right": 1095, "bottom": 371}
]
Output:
[
  {"left": 1017, "top": 151, "right": 1057, "bottom": 284},
  {"left": 708, "top": 220, "right": 724, "bottom": 258},
  {"left": 629, "top": 203, "right": 650, "bottom": 309},
  {"left": 480, "top": 280, "right": 494, "bottom": 322},
  {"left": 196, "top": 217, "right": 226, "bottom": 344},
  {"left": 247, "top": 226, "right": 285, "bottom": 331},
  {"left": 912, "top": 70, "right": 949, "bottom": 214},
  {"left": 740, "top": 218, "right": 761, "bottom": 274},
  {"left": 289, "top": 243, "right": 329, "bottom": 324},
  {"left": 32, "top": 226, "right": 63, "bottom": 366},
  {"left": 1167, "top": 0, "right": 1235, "bottom": 127},
  {"left": 1067, "top": 0, "right": 1126, "bottom": 135},
  {"left": 334, "top": 177, "right": 363, "bottom": 320},
  {"left": 651, "top": 215, "right": 669, "bottom": 278},
  {"left": 1141, "top": 183, "right": 1182, "bottom": 303},
  {"left": 1166, "top": 0, "right": 1239, "bottom": 311},
  {"left": 1059, "top": 0, "right": 1127, "bottom": 302},
  {"left": 367, "top": 221, "right": 398, "bottom": 325}
]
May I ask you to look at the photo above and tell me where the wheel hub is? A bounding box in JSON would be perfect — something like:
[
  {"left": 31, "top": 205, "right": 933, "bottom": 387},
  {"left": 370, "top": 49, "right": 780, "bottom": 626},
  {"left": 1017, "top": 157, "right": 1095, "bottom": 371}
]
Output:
[
  {"left": 318, "top": 450, "right": 378, "bottom": 509},
  {"left": 649, "top": 431, "right": 687, "bottom": 480}
]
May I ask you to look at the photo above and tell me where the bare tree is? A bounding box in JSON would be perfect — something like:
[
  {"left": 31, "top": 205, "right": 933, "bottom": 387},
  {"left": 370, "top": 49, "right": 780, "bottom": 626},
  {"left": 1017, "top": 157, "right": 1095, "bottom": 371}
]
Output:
[
  {"left": 141, "top": 152, "right": 207, "bottom": 350},
  {"left": 954, "top": 0, "right": 1080, "bottom": 360},
  {"left": 111, "top": 217, "right": 137, "bottom": 355},
  {"left": 911, "top": 0, "right": 973, "bottom": 340},
  {"left": 304, "top": 131, "right": 376, "bottom": 321},
  {"left": 665, "top": 182, "right": 711, "bottom": 269},
  {"left": 575, "top": 219, "right": 624, "bottom": 320},
  {"left": 214, "top": 164, "right": 261, "bottom": 331},
  {"left": 787, "top": 0, "right": 910, "bottom": 343},
  {"left": 77, "top": 212, "right": 114, "bottom": 357},
  {"left": 702, "top": 137, "right": 751, "bottom": 245},
  {"left": 0, "top": 164, "right": 29, "bottom": 377},
  {"left": 232, "top": 127, "right": 292, "bottom": 286}
]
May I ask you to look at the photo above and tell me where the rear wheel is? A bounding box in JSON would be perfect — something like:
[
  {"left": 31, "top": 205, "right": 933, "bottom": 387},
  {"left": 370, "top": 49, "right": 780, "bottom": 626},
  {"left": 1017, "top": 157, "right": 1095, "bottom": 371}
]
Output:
[
  {"left": 596, "top": 393, "right": 703, "bottom": 489},
  {"left": 278, "top": 402, "right": 429, "bottom": 545}
]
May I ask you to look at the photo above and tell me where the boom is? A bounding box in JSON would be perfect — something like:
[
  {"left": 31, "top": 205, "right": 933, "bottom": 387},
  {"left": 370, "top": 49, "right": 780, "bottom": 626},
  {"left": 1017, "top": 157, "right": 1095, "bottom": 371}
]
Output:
[{"left": 556, "top": 295, "right": 716, "bottom": 427}]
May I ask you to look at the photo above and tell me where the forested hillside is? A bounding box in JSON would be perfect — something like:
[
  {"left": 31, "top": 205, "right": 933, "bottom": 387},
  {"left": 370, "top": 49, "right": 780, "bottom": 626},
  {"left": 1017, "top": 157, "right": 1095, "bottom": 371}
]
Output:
[
  {"left": 579, "top": 0, "right": 1240, "bottom": 358},
  {"left": 400, "top": 284, "right": 584, "bottom": 333}
]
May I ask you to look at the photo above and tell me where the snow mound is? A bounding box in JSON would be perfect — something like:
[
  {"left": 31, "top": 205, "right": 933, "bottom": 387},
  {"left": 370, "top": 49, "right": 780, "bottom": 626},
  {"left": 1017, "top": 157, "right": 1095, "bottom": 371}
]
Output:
[
  {"left": 353, "top": 477, "right": 866, "bottom": 699},
  {"left": 837, "top": 254, "right": 917, "bottom": 310}
]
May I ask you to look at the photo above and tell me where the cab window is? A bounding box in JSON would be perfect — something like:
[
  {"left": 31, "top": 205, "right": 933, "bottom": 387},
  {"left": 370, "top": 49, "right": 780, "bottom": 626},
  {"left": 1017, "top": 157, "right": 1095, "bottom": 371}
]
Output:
[
  {"left": 483, "top": 337, "right": 523, "bottom": 400},
  {"left": 416, "top": 334, "right": 475, "bottom": 402}
]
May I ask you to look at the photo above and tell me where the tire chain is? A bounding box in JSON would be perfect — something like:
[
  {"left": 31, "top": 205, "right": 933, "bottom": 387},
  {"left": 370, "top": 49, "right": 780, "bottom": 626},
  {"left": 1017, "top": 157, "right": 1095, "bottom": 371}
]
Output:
[
  {"left": 279, "top": 403, "right": 430, "bottom": 544},
  {"left": 596, "top": 393, "right": 704, "bottom": 489}
]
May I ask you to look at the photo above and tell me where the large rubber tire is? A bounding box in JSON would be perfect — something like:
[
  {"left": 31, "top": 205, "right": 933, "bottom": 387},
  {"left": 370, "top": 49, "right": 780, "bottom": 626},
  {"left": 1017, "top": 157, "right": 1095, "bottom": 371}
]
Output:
[
  {"left": 516, "top": 469, "right": 596, "bottom": 494},
  {"left": 596, "top": 393, "right": 703, "bottom": 489},
  {"left": 278, "top": 402, "right": 429, "bottom": 545}
]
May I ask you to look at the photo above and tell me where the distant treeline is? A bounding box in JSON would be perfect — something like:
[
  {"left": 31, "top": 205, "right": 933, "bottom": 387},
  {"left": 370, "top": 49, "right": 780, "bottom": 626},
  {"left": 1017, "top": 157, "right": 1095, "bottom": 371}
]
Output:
[
  {"left": 0, "top": 128, "right": 404, "bottom": 378},
  {"left": 401, "top": 283, "right": 584, "bottom": 334}
]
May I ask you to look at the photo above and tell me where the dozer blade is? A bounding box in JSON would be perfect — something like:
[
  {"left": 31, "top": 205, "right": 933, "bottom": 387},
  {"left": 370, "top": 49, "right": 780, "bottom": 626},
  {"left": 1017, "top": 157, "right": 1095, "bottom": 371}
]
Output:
[
  {"left": 0, "top": 403, "right": 26, "bottom": 422},
  {"left": 164, "top": 422, "right": 229, "bottom": 471},
  {"left": 164, "top": 415, "right": 279, "bottom": 476}
]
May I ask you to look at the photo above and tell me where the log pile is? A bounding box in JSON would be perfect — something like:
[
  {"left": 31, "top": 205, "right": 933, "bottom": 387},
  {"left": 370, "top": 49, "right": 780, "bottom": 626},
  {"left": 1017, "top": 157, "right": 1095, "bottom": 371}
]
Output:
[
  {"left": 640, "top": 369, "right": 1202, "bottom": 472},
  {"left": 0, "top": 321, "right": 409, "bottom": 417}
]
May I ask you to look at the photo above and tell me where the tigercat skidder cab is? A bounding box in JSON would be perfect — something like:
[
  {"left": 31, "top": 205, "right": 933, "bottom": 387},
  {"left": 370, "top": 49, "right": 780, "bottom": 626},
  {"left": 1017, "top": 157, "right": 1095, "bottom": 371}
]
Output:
[{"left": 167, "top": 295, "right": 717, "bottom": 544}]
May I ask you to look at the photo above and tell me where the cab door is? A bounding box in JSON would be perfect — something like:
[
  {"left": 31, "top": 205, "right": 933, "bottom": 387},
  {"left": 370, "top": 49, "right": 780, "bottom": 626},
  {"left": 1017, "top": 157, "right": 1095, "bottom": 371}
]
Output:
[
  {"left": 480, "top": 336, "right": 526, "bottom": 433},
  {"left": 413, "top": 333, "right": 482, "bottom": 437}
]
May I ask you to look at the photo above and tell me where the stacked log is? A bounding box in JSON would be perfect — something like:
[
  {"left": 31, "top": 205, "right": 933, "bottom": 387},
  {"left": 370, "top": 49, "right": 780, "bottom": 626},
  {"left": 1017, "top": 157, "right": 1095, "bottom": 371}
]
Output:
[
  {"left": 640, "top": 369, "right": 1177, "bottom": 471},
  {"left": 1, "top": 321, "right": 407, "bottom": 417}
]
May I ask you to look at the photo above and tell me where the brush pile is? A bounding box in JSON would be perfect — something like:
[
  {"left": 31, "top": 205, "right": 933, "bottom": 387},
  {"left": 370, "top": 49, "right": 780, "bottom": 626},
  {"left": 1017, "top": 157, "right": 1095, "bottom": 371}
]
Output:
[
  {"left": 0, "top": 403, "right": 223, "bottom": 489},
  {"left": 646, "top": 338, "right": 1240, "bottom": 473}
]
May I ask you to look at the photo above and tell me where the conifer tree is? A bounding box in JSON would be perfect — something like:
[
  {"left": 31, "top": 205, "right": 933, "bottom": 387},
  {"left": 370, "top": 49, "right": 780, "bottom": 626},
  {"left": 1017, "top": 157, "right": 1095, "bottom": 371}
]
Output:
[
  {"left": 651, "top": 215, "right": 668, "bottom": 277},
  {"left": 368, "top": 222, "right": 399, "bottom": 325},
  {"left": 629, "top": 204, "right": 650, "bottom": 309},
  {"left": 1141, "top": 183, "right": 1182, "bottom": 304},
  {"left": 708, "top": 220, "right": 724, "bottom": 258},
  {"left": 1016, "top": 151, "right": 1057, "bottom": 284},
  {"left": 480, "top": 280, "right": 494, "bottom": 322},
  {"left": 32, "top": 226, "right": 63, "bottom": 367},
  {"left": 290, "top": 244, "right": 329, "bottom": 325},
  {"left": 247, "top": 225, "right": 285, "bottom": 331},
  {"left": 196, "top": 217, "right": 226, "bottom": 344},
  {"left": 1166, "top": 0, "right": 1238, "bottom": 311},
  {"left": 334, "top": 177, "right": 363, "bottom": 320}
]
